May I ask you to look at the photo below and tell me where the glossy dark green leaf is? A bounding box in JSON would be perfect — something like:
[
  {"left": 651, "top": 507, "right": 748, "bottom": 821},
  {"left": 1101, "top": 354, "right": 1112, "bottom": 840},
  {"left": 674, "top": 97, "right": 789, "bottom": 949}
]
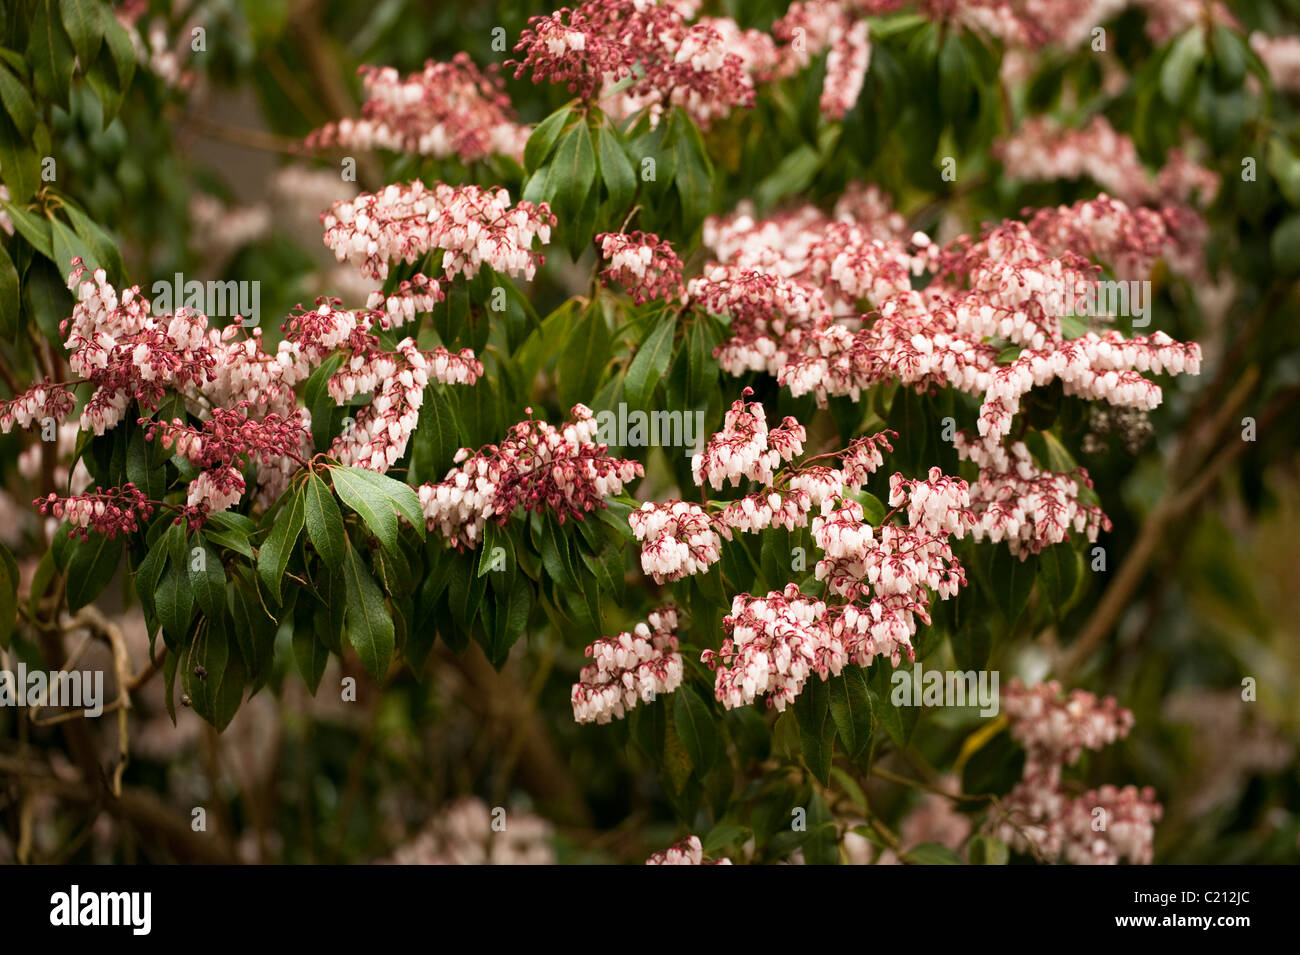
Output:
[
  {"left": 0, "top": 62, "right": 36, "bottom": 137},
  {"left": 828, "top": 668, "right": 873, "bottom": 759},
  {"left": 523, "top": 105, "right": 572, "bottom": 173},
  {"left": 328, "top": 465, "right": 423, "bottom": 554},
  {"left": 793, "top": 676, "right": 835, "bottom": 785},
  {"left": 293, "top": 611, "right": 330, "bottom": 694},
  {"left": 623, "top": 312, "right": 675, "bottom": 408},
  {"left": 904, "top": 842, "right": 965, "bottom": 864},
  {"left": 188, "top": 535, "right": 226, "bottom": 621},
  {"left": 986, "top": 545, "right": 1035, "bottom": 623},
  {"left": 0, "top": 542, "right": 18, "bottom": 650},
  {"left": 303, "top": 471, "right": 346, "bottom": 568},
  {"left": 556, "top": 301, "right": 610, "bottom": 408},
  {"left": 257, "top": 483, "right": 305, "bottom": 603},
  {"left": 673, "top": 684, "right": 718, "bottom": 775},
  {"left": 342, "top": 542, "right": 394, "bottom": 681},
  {"left": 0, "top": 111, "right": 40, "bottom": 205},
  {"left": 60, "top": 0, "right": 103, "bottom": 64},
  {"left": 27, "top": 0, "right": 75, "bottom": 107},
  {"left": 596, "top": 122, "right": 636, "bottom": 214},
  {"left": 64, "top": 532, "right": 124, "bottom": 612},
  {"left": 0, "top": 244, "right": 19, "bottom": 339}
]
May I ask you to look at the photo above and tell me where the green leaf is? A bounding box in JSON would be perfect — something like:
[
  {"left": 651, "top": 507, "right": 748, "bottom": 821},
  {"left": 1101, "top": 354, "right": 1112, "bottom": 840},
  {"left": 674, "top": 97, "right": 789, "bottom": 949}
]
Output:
[
  {"left": 293, "top": 613, "right": 330, "bottom": 693},
  {"left": 133, "top": 533, "right": 168, "bottom": 626},
  {"left": 986, "top": 545, "right": 1035, "bottom": 623},
  {"left": 961, "top": 728, "right": 1025, "bottom": 797},
  {"left": 670, "top": 109, "right": 713, "bottom": 231},
  {"left": 50, "top": 218, "right": 101, "bottom": 286},
  {"left": 793, "top": 676, "right": 835, "bottom": 785},
  {"left": 1037, "top": 541, "right": 1079, "bottom": 612},
  {"left": 257, "top": 483, "right": 305, "bottom": 602},
  {"left": 0, "top": 245, "right": 19, "bottom": 339},
  {"left": 477, "top": 573, "right": 531, "bottom": 669},
  {"left": 596, "top": 123, "right": 636, "bottom": 214},
  {"left": 342, "top": 542, "right": 395, "bottom": 681},
  {"left": 227, "top": 571, "right": 275, "bottom": 685},
  {"left": 828, "top": 668, "right": 873, "bottom": 759},
  {"left": 28, "top": 0, "right": 76, "bottom": 107},
  {"left": 0, "top": 62, "right": 37, "bottom": 137},
  {"left": 556, "top": 302, "right": 610, "bottom": 408},
  {"left": 552, "top": 120, "right": 597, "bottom": 221},
  {"left": 22, "top": 255, "right": 72, "bottom": 343},
  {"left": 623, "top": 312, "right": 675, "bottom": 408},
  {"left": 63, "top": 202, "right": 125, "bottom": 284},
  {"left": 64, "top": 532, "right": 124, "bottom": 612},
  {"left": 1161, "top": 26, "right": 1206, "bottom": 106},
  {"left": 84, "top": 7, "right": 134, "bottom": 125},
  {"left": 904, "top": 842, "right": 965, "bottom": 865},
  {"left": 937, "top": 29, "right": 973, "bottom": 120},
  {"left": 0, "top": 541, "right": 18, "bottom": 650},
  {"left": 968, "top": 834, "right": 1010, "bottom": 865},
  {"left": 60, "top": 0, "right": 103, "bottom": 64},
  {"left": 188, "top": 536, "right": 226, "bottom": 621},
  {"left": 0, "top": 199, "right": 53, "bottom": 257},
  {"left": 408, "top": 385, "right": 460, "bottom": 484},
  {"left": 156, "top": 556, "right": 194, "bottom": 645},
  {"left": 0, "top": 110, "right": 40, "bottom": 204},
  {"left": 162, "top": 644, "right": 178, "bottom": 724},
  {"left": 1271, "top": 214, "right": 1300, "bottom": 277},
  {"left": 673, "top": 684, "right": 718, "bottom": 775},
  {"left": 869, "top": 663, "right": 919, "bottom": 750},
  {"left": 329, "top": 465, "right": 424, "bottom": 555},
  {"left": 803, "top": 790, "right": 839, "bottom": 865},
  {"left": 303, "top": 471, "right": 346, "bottom": 568},
  {"left": 184, "top": 617, "right": 245, "bottom": 730},
  {"left": 523, "top": 106, "right": 573, "bottom": 173}
]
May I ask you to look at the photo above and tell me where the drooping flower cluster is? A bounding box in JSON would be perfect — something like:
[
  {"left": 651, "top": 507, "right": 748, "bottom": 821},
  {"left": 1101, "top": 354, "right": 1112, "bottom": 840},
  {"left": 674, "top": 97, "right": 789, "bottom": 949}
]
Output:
[
  {"left": 596, "top": 232, "right": 685, "bottom": 305},
  {"left": 571, "top": 606, "right": 683, "bottom": 724},
  {"left": 703, "top": 585, "right": 839, "bottom": 712},
  {"left": 665, "top": 392, "right": 973, "bottom": 710},
  {"left": 630, "top": 500, "right": 723, "bottom": 583},
  {"left": 812, "top": 495, "right": 968, "bottom": 655},
  {"left": 997, "top": 115, "right": 1218, "bottom": 279},
  {"left": 62, "top": 262, "right": 215, "bottom": 434},
  {"left": 691, "top": 388, "right": 805, "bottom": 490},
  {"left": 384, "top": 797, "right": 555, "bottom": 865},
  {"left": 305, "top": 54, "right": 529, "bottom": 163},
  {"left": 645, "top": 834, "right": 731, "bottom": 865},
  {"left": 0, "top": 380, "right": 77, "bottom": 434},
  {"left": 772, "top": 0, "right": 872, "bottom": 119},
  {"left": 418, "top": 404, "right": 643, "bottom": 549},
  {"left": 1252, "top": 32, "right": 1300, "bottom": 95},
  {"left": 36, "top": 485, "right": 154, "bottom": 541},
  {"left": 280, "top": 298, "right": 483, "bottom": 473},
  {"left": 321, "top": 181, "right": 555, "bottom": 282},
  {"left": 994, "top": 678, "right": 1160, "bottom": 865},
  {"left": 695, "top": 181, "right": 1204, "bottom": 561},
  {"left": 510, "top": 0, "right": 755, "bottom": 128},
  {"left": 955, "top": 434, "right": 1110, "bottom": 555},
  {"left": 141, "top": 404, "right": 309, "bottom": 515}
]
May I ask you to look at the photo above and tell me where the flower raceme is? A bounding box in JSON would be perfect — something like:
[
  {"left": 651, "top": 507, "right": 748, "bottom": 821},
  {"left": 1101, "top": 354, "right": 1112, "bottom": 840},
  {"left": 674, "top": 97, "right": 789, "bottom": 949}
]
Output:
[
  {"left": 995, "top": 679, "right": 1161, "bottom": 865},
  {"left": 595, "top": 231, "right": 685, "bottom": 305},
  {"left": 571, "top": 606, "right": 683, "bottom": 724},
  {"left": 509, "top": 0, "right": 757, "bottom": 128},
  {"left": 304, "top": 54, "right": 529, "bottom": 163},
  {"left": 320, "top": 181, "right": 555, "bottom": 283},
  {"left": 645, "top": 835, "right": 732, "bottom": 865},
  {"left": 418, "top": 404, "right": 643, "bottom": 550}
]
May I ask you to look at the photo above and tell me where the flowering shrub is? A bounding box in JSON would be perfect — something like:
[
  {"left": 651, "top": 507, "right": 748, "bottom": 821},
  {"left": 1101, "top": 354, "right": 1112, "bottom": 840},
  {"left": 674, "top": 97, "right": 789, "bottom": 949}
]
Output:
[{"left": 0, "top": 0, "right": 1298, "bottom": 866}]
